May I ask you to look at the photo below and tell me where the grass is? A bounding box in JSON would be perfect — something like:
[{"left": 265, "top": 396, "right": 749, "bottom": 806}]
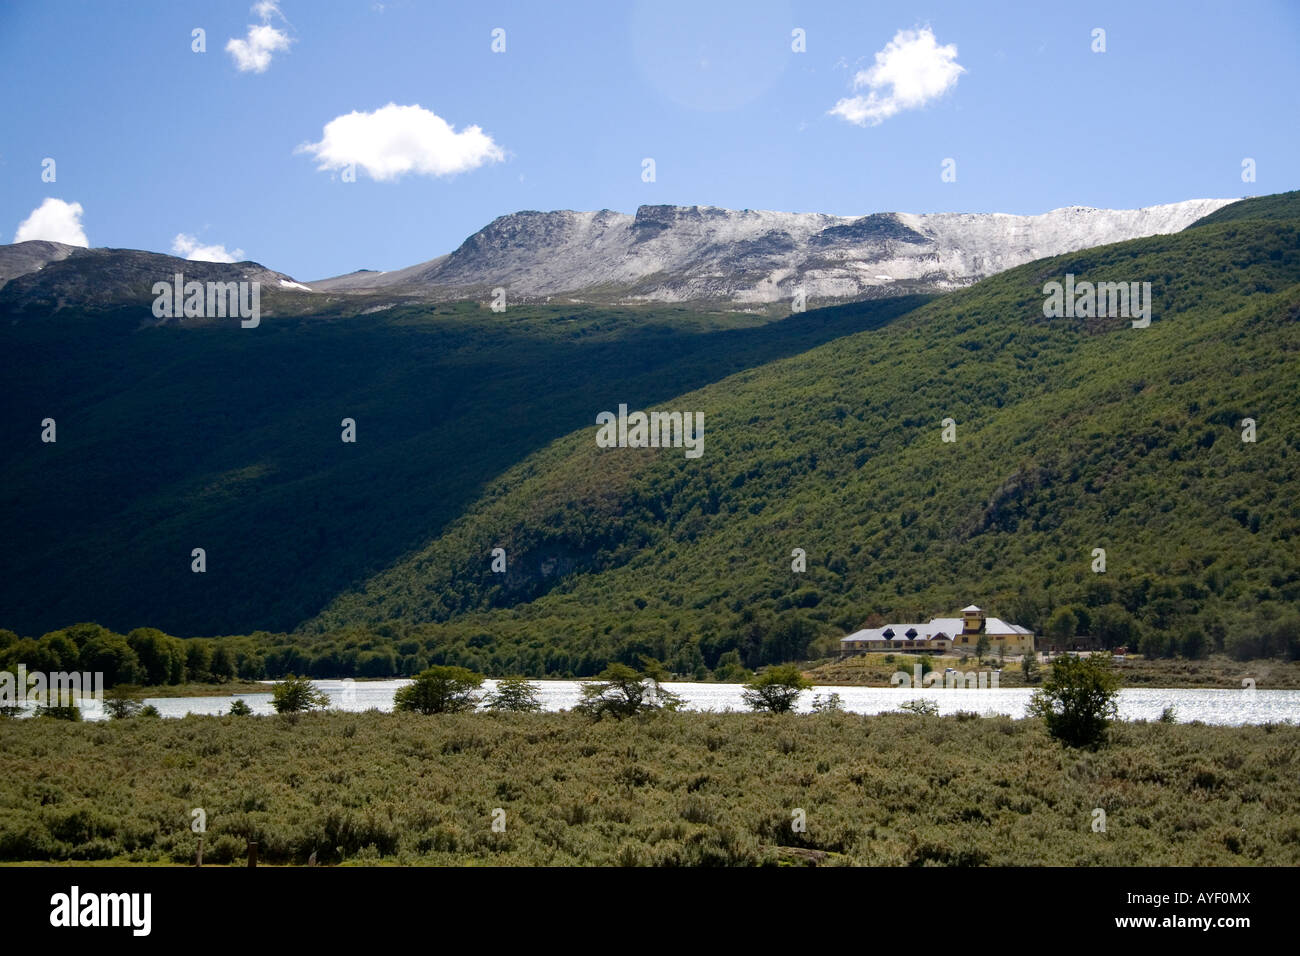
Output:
[
  {"left": 1, "top": 709, "right": 1297, "bottom": 866},
  {"left": 1112, "top": 655, "right": 1300, "bottom": 690}
]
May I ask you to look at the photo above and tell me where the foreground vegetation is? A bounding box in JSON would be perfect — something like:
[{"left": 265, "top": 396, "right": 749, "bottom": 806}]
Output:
[{"left": 0, "top": 708, "right": 1296, "bottom": 866}]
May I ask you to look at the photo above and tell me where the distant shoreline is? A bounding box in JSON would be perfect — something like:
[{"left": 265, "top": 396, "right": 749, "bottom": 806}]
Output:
[
  {"left": 804, "top": 653, "right": 1300, "bottom": 690},
  {"left": 23, "top": 654, "right": 1298, "bottom": 702}
]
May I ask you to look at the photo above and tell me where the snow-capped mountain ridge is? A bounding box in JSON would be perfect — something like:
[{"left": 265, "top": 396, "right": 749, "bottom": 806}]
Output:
[
  {"left": 311, "top": 198, "right": 1239, "bottom": 305},
  {"left": 0, "top": 198, "right": 1242, "bottom": 310}
]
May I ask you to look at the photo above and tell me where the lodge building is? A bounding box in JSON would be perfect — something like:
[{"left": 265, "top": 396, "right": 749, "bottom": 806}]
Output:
[{"left": 839, "top": 605, "right": 1035, "bottom": 657}]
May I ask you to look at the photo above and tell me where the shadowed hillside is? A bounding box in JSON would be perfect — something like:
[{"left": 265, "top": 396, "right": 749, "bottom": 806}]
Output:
[{"left": 0, "top": 290, "right": 925, "bottom": 635}]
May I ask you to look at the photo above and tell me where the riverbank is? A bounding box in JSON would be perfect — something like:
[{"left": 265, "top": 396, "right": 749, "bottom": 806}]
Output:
[
  {"left": 802, "top": 653, "right": 1300, "bottom": 690},
  {"left": 41, "top": 679, "right": 1299, "bottom": 724},
  {"left": 44, "top": 655, "right": 1300, "bottom": 705},
  {"left": 131, "top": 680, "right": 272, "bottom": 698},
  {"left": 1, "top": 709, "right": 1296, "bottom": 866}
]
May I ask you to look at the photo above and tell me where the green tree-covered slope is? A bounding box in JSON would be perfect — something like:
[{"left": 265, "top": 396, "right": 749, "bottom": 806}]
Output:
[
  {"left": 0, "top": 292, "right": 924, "bottom": 636},
  {"left": 1188, "top": 189, "right": 1300, "bottom": 228},
  {"left": 303, "top": 198, "right": 1300, "bottom": 675}
]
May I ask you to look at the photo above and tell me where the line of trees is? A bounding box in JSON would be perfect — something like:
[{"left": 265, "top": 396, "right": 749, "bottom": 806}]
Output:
[
  {"left": 20, "top": 651, "right": 1126, "bottom": 753},
  {"left": 5, "top": 599, "right": 1297, "bottom": 697},
  {"left": 0, "top": 624, "right": 248, "bottom": 687}
]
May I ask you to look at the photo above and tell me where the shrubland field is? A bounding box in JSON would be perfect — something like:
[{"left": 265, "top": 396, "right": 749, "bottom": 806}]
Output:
[{"left": 1, "top": 709, "right": 1297, "bottom": 866}]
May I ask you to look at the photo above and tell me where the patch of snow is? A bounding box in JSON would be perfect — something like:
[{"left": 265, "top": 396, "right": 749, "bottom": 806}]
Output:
[{"left": 319, "top": 198, "right": 1240, "bottom": 306}]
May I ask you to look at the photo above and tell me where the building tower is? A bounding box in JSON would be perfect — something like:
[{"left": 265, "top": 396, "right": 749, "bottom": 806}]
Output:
[{"left": 961, "top": 604, "right": 985, "bottom": 636}]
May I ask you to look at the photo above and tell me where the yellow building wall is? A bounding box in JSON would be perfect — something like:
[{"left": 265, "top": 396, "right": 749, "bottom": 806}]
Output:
[
  {"left": 989, "top": 633, "right": 1035, "bottom": 656},
  {"left": 955, "top": 633, "right": 1035, "bottom": 656}
]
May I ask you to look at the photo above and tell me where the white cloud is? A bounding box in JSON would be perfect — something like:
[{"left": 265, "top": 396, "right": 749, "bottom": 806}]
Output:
[
  {"left": 226, "top": 2, "right": 292, "bottom": 73},
  {"left": 830, "top": 27, "right": 965, "bottom": 127},
  {"left": 172, "top": 233, "right": 246, "bottom": 263},
  {"left": 14, "top": 198, "right": 89, "bottom": 246},
  {"left": 298, "top": 103, "right": 505, "bottom": 181}
]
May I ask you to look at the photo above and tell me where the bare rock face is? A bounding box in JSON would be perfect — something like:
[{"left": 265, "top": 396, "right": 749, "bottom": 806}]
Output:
[
  {"left": 0, "top": 245, "right": 301, "bottom": 317},
  {"left": 309, "top": 198, "right": 1239, "bottom": 307},
  {"left": 0, "top": 197, "right": 1241, "bottom": 313},
  {"left": 0, "top": 240, "right": 79, "bottom": 290}
]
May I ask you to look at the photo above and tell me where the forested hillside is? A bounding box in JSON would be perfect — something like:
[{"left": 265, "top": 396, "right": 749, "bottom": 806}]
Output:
[
  {"left": 0, "top": 291, "right": 923, "bottom": 636},
  {"left": 4, "top": 194, "right": 1299, "bottom": 682},
  {"left": 300, "top": 196, "right": 1300, "bottom": 675}
]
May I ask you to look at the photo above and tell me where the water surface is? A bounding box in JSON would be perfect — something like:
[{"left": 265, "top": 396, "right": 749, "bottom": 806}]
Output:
[{"left": 61, "top": 679, "right": 1300, "bottom": 726}]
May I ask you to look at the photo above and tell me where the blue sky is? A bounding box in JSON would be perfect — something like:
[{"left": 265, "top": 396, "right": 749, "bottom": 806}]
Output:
[{"left": 2, "top": 0, "right": 1297, "bottom": 280}]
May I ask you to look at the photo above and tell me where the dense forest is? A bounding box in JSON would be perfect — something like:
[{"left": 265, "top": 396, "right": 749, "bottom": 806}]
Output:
[
  {"left": 3, "top": 193, "right": 1299, "bottom": 682},
  {"left": 300, "top": 195, "right": 1300, "bottom": 674},
  {"left": 0, "top": 286, "right": 922, "bottom": 637}
]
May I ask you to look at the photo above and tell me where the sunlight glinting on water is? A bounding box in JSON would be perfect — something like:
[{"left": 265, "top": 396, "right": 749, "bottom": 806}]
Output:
[{"left": 61, "top": 680, "right": 1300, "bottom": 726}]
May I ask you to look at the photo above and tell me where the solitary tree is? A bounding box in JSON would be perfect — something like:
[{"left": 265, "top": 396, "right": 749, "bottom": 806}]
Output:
[
  {"left": 975, "top": 633, "right": 991, "bottom": 664},
  {"left": 1027, "top": 653, "right": 1120, "bottom": 748},
  {"left": 228, "top": 698, "right": 253, "bottom": 716},
  {"left": 103, "top": 684, "right": 144, "bottom": 719},
  {"left": 1020, "top": 651, "right": 1041, "bottom": 684},
  {"left": 270, "top": 674, "right": 331, "bottom": 714},
  {"left": 484, "top": 676, "right": 542, "bottom": 712},
  {"left": 742, "top": 665, "right": 812, "bottom": 713},
  {"left": 575, "top": 663, "right": 682, "bottom": 720},
  {"left": 394, "top": 666, "right": 483, "bottom": 714}
]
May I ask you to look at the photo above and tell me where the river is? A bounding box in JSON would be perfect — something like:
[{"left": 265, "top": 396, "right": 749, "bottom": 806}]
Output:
[{"left": 54, "top": 679, "right": 1300, "bottom": 725}]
